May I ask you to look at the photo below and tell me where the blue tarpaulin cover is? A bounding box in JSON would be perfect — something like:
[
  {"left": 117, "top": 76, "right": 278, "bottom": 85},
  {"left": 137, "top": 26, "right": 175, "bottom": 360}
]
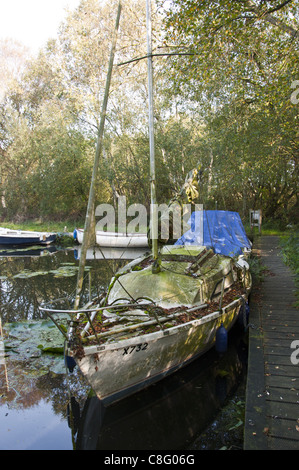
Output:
[{"left": 175, "top": 210, "right": 251, "bottom": 257}]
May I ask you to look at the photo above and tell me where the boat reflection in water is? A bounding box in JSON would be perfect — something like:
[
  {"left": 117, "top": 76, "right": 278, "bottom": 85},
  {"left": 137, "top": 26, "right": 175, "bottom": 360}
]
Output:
[
  {"left": 0, "top": 245, "right": 59, "bottom": 258},
  {"left": 68, "top": 328, "right": 247, "bottom": 450},
  {"left": 74, "top": 246, "right": 148, "bottom": 261}
]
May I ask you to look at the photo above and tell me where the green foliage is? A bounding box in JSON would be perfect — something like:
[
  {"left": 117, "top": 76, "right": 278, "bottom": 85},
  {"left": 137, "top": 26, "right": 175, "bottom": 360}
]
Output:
[
  {"left": 3, "top": 317, "right": 68, "bottom": 358},
  {"left": 280, "top": 231, "right": 299, "bottom": 305},
  {"left": 0, "top": 0, "right": 298, "bottom": 226},
  {"left": 158, "top": 0, "right": 299, "bottom": 221},
  {"left": 280, "top": 232, "right": 299, "bottom": 271},
  {"left": 247, "top": 254, "right": 268, "bottom": 284}
]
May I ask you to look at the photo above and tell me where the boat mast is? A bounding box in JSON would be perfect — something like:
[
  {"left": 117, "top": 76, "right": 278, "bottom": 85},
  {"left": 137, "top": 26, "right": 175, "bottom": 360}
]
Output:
[
  {"left": 73, "top": 1, "right": 122, "bottom": 310},
  {"left": 146, "top": 0, "right": 159, "bottom": 271}
]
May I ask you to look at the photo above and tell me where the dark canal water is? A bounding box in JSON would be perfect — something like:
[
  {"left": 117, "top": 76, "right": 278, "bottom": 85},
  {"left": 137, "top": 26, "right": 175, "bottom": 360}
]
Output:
[{"left": 0, "top": 245, "right": 248, "bottom": 450}]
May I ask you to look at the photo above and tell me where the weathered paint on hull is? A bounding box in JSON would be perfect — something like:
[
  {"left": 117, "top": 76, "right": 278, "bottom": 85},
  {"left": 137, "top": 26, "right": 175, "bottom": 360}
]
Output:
[{"left": 72, "top": 297, "right": 244, "bottom": 406}]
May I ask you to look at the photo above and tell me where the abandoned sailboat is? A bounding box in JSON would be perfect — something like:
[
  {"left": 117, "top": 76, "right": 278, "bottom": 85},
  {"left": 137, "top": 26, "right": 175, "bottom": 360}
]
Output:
[
  {"left": 62, "top": 239, "right": 251, "bottom": 405},
  {"left": 40, "top": 0, "right": 252, "bottom": 407}
]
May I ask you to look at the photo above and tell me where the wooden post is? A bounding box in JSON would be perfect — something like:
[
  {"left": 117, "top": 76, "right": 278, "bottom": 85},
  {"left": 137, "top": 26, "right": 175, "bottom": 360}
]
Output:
[
  {"left": 74, "top": 1, "right": 122, "bottom": 310},
  {"left": 146, "top": 0, "right": 159, "bottom": 272}
]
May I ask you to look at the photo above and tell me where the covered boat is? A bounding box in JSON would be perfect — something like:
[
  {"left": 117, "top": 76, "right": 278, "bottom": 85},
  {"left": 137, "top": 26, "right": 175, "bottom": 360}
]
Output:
[
  {"left": 175, "top": 210, "right": 252, "bottom": 256},
  {"left": 0, "top": 227, "right": 56, "bottom": 246}
]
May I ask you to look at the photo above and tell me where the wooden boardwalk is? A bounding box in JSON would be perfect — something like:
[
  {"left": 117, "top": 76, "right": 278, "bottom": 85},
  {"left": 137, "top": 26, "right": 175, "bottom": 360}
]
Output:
[{"left": 244, "top": 236, "right": 299, "bottom": 450}]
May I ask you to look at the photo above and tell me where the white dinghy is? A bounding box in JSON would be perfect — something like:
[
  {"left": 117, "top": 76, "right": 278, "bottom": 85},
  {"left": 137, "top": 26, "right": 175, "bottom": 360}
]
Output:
[{"left": 74, "top": 228, "right": 148, "bottom": 248}]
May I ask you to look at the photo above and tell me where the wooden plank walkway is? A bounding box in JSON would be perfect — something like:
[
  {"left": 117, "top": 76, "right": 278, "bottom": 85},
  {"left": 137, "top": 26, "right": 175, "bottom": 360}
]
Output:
[{"left": 244, "top": 235, "right": 299, "bottom": 450}]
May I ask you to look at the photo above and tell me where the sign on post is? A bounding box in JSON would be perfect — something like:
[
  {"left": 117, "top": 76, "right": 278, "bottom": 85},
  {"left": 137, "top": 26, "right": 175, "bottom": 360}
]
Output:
[{"left": 250, "top": 209, "right": 262, "bottom": 233}]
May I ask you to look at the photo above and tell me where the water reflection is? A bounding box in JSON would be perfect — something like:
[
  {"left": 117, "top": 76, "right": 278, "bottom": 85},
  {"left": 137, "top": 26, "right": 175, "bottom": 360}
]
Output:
[
  {"left": 0, "top": 246, "right": 58, "bottom": 258},
  {"left": 0, "top": 246, "right": 129, "bottom": 322},
  {"left": 0, "top": 327, "right": 247, "bottom": 450},
  {"left": 70, "top": 331, "right": 247, "bottom": 450},
  {"left": 0, "top": 355, "right": 78, "bottom": 450},
  {"left": 74, "top": 246, "right": 148, "bottom": 261}
]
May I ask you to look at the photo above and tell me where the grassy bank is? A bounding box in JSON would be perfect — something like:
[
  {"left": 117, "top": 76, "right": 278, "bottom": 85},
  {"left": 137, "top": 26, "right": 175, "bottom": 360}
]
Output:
[
  {"left": 0, "top": 220, "right": 85, "bottom": 233},
  {"left": 280, "top": 231, "right": 299, "bottom": 307}
]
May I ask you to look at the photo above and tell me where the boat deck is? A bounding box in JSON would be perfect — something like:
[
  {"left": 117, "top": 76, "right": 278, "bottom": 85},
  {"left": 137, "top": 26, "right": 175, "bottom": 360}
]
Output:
[{"left": 244, "top": 235, "right": 299, "bottom": 450}]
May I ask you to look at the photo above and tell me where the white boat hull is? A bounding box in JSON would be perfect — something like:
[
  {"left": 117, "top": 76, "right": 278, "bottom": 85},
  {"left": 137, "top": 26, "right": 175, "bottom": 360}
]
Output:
[
  {"left": 70, "top": 296, "right": 245, "bottom": 405},
  {"left": 75, "top": 228, "right": 148, "bottom": 248}
]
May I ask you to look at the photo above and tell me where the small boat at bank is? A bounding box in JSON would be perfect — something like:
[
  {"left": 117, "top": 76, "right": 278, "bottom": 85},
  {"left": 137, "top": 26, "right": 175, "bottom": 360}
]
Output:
[
  {"left": 0, "top": 227, "right": 56, "bottom": 246},
  {"left": 41, "top": 211, "right": 252, "bottom": 406},
  {"left": 73, "top": 228, "right": 148, "bottom": 248}
]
